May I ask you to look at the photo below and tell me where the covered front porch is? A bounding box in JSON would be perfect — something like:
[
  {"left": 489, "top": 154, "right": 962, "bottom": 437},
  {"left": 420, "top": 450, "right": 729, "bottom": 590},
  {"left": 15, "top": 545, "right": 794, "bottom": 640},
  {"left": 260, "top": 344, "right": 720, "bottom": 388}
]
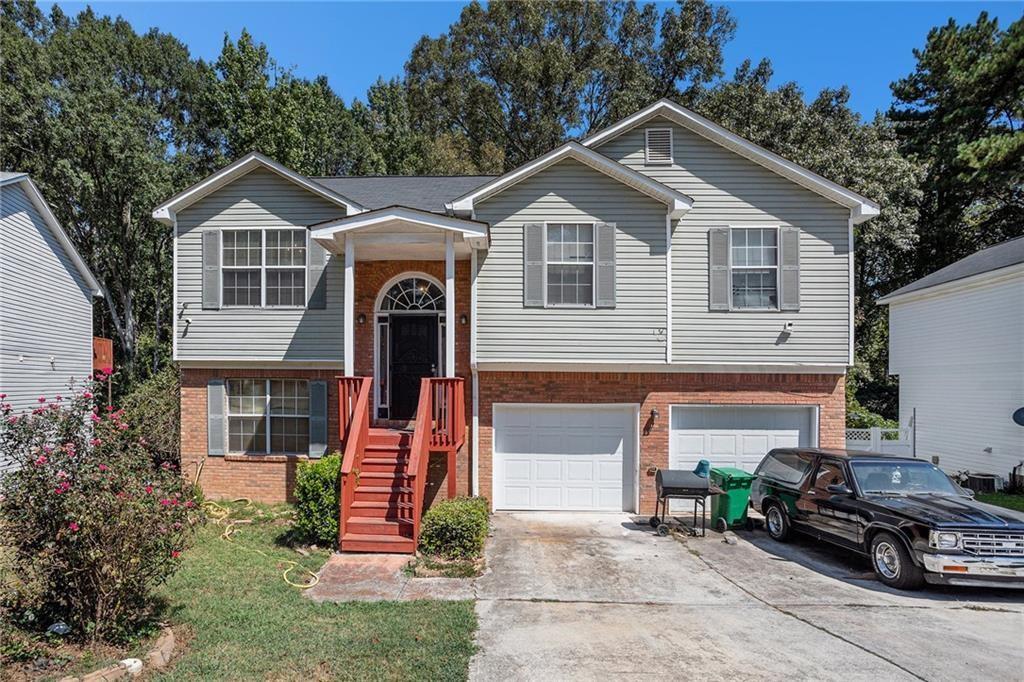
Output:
[{"left": 310, "top": 206, "right": 483, "bottom": 553}]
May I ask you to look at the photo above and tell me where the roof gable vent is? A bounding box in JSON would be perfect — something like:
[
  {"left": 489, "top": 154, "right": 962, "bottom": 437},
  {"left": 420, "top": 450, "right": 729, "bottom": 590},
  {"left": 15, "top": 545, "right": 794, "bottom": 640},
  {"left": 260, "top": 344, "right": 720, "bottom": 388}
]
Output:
[{"left": 645, "top": 128, "right": 673, "bottom": 165}]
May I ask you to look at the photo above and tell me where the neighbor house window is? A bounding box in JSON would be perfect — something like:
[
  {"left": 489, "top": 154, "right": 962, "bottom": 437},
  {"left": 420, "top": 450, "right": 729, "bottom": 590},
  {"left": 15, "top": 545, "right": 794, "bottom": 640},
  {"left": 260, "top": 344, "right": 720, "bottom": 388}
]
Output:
[
  {"left": 227, "top": 379, "right": 309, "bottom": 454},
  {"left": 731, "top": 227, "right": 778, "bottom": 309},
  {"left": 222, "top": 229, "right": 306, "bottom": 307},
  {"left": 546, "top": 223, "right": 594, "bottom": 306}
]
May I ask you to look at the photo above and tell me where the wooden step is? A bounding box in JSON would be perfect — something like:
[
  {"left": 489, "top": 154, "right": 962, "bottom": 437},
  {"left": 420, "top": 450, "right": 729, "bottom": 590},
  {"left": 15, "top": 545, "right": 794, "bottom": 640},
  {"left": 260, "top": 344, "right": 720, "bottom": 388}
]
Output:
[
  {"left": 347, "top": 516, "right": 414, "bottom": 536},
  {"left": 364, "top": 443, "right": 411, "bottom": 456},
  {"left": 367, "top": 428, "right": 412, "bottom": 447},
  {"left": 360, "top": 457, "right": 410, "bottom": 474},
  {"left": 353, "top": 485, "right": 414, "bottom": 503},
  {"left": 350, "top": 500, "right": 414, "bottom": 518},
  {"left": 341, "top": 532, "right": 415, "bottom": 554},
  {"left": 359, "top": 471, "right": 412, "bottom": 483}
]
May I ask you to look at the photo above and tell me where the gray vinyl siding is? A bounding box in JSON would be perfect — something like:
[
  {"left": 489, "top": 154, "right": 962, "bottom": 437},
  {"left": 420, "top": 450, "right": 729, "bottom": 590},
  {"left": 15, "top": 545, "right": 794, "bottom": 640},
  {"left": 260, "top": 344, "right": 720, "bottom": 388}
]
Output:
[
  {"left": 175, "top": 168, "right": 346, "bottom": 362},
  {"left": 0, "top": 182, "right": 94, "bottom": 469},
  {"left": 596, "top": 118, "right": 851, "bottom": 365},
  {"left": 474, "top": 158, "right": 668, "bottom": 362}
]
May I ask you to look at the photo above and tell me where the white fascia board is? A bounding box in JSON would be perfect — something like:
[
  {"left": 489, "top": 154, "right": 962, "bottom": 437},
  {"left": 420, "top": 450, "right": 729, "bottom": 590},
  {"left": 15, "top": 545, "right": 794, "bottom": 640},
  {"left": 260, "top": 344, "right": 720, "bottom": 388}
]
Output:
[
  {"left": 476, "top": 361, "right": 848, "bottom": 375},
  {"left": 449, "top": 142, "right": 693, "bottom": 217},
  {"left": 150, "top": 152, "right": 365, "bottom": 225},
  {"left": 311, "top": 206, "right": 490, "bottom": 250},
  {"left": 582, "top": 99, "right": 880, "bottom": 222},
  {"left": 13, "top": 176, "right": 103, "bottom": 297},
  {"left": 876, "top": 261, "right": 1024, "bottom": 306}
]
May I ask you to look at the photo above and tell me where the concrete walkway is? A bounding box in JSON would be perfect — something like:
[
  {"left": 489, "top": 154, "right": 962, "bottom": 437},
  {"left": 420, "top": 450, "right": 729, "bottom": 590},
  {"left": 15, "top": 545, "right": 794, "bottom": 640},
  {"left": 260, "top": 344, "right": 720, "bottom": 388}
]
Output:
[{"left": 469, "top": 512, "right": 1024, "bottom": 682}]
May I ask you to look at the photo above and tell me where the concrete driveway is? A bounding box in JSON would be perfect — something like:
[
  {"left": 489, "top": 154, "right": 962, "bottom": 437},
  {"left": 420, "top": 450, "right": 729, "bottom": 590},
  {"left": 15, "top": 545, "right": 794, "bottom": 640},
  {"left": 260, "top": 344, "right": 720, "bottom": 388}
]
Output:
[{"left": 470, "top": 513, "right": 1024, "bottom": 682}]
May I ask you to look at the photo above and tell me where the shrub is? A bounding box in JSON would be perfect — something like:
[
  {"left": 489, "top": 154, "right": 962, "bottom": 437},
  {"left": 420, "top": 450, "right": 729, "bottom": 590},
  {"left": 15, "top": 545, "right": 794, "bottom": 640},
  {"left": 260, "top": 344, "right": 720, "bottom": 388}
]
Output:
[
  {"left": 0, "top": 378, "right": 203, "bottom": 642},
  {"left": 120, "top": 366, "right": 180, "bottom": 467},
  {"left": 294, "top": 453, "right": 341, "bottom": 546},
  {"left": 418, "top": 496, "right": 489, "bottom": 560}
]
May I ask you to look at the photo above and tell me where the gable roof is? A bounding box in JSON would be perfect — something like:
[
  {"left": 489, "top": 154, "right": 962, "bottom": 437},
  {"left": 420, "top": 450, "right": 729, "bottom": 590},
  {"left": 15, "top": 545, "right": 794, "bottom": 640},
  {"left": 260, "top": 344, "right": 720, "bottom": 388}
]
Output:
[
  {"left": 0, "top": 173, "right": 103, "bottom": 297},
  {"left": 581, "top": 99, "right": 880, "bottom": 224},
  {"left": 878, "top": 236, "right": 1024, "bottom": 304},
  {"left": 151, "top": 152, "right": 365, "bottom": 224},
  {"left": 313, "top": 176, "right": 494, "bottom": 214},
  {"left": 310, "top": 205, "right": 489, "bottom": 250},
  {"left": 448, "top": 141, "right": 693, "bottom": 218}
]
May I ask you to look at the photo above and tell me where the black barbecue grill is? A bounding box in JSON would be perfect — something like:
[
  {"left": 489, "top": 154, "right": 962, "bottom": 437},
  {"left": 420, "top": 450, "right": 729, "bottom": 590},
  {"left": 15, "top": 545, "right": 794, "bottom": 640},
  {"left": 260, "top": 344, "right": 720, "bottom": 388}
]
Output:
[{"left": 649, "top": 468, "right": 722, "bottom": 537}]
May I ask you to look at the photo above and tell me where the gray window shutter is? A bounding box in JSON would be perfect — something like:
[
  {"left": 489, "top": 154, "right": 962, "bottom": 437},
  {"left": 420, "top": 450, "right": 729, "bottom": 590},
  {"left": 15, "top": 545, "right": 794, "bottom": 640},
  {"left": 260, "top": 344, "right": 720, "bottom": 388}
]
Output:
[
  {"left": 307, "top": 237, "right": 328, "bottom": 309},
  {"left": 308, "top": 379, "right": 328, "bottom": 458},
  {"left": 708, "top": 228, "right": 731, "bottom": 311},
  {"left": 595, "top": 222, "right": 616, "bottom": 308},
  {"left": 202, "top": 230, "right": 221, "bottom": 310},
  {"left": 779, "top": 226, "right": 801, "bottom": 311},
  {"left": 523, "top": 223, "right": 545, "bottom": 307},
  {"left": 207, "top": 379, "right": 225, "bottom": 456}
]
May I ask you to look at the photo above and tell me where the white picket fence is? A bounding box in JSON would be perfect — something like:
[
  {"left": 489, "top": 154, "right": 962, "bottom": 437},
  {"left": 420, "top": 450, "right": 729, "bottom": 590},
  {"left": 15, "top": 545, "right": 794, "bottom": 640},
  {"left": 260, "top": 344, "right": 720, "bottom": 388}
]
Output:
[{"left": 845, "top": 427, "right": 914, "bottom": 456}]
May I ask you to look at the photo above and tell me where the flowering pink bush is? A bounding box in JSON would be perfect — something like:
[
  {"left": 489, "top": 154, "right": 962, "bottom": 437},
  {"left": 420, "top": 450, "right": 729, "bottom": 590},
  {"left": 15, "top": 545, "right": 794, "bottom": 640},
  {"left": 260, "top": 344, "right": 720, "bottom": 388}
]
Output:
[{"left": 0, "top": 379, "right": 203, "bottom": 642}]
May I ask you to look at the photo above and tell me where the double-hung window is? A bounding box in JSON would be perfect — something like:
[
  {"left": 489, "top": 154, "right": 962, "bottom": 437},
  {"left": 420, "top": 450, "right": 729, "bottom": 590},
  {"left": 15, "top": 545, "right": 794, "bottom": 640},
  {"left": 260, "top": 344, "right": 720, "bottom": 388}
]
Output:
[
  {"left": 731, "top": 227, "right": 778, "bottom": 309},
  {"left": 226, "top": 379, "right": 309, "bottom": 454},
  {"left": 222, "top": 229, "right": 307, "bottom": 307},
  {"left": 546, "top": 223, "right": 594, "bottom": 306}
]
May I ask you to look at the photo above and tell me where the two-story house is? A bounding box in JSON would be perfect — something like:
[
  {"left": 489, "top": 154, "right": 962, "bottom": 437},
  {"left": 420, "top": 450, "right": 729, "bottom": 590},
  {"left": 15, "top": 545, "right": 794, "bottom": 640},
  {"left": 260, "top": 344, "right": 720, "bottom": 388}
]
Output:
[{"left": 153, "top": 99, "right": 878, "bottom": 552}]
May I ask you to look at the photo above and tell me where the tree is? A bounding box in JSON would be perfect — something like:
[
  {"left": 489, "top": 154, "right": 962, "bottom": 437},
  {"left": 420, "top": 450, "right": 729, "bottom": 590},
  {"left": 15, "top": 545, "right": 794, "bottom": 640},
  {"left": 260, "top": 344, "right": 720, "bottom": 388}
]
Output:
[
  {"left": 890, "top": 12, "right": 1024, "bottom": 279},
  {"left": 405, "top": 0, "right": 735, "bottom": 170},
  {"left": 699, "top": 60, "right": 923, "bottom": 416}
]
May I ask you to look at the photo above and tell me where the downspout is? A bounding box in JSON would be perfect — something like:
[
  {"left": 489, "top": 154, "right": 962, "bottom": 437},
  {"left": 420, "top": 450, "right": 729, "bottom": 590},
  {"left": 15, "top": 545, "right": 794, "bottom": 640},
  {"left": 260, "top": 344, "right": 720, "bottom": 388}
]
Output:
[{"left": 470, "top": 247, "right": 480, "bottom": 497}]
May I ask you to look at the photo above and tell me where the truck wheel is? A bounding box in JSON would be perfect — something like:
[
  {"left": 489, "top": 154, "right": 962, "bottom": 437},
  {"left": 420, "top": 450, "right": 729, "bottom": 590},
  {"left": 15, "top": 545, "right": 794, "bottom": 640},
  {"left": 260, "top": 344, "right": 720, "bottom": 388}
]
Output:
[
  {"left": 870, "top": 532, "right": 925, "bottom": 590},
  {"left": 764, "top": 501, "right": 791, "bottom": 542}
]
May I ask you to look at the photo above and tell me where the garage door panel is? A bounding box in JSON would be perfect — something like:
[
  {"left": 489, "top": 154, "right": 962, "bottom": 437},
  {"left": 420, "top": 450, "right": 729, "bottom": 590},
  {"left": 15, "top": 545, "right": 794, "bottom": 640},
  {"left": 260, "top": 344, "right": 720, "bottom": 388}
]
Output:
[{"left": 494, "top": 405, "right": 635, "bottom": 511}]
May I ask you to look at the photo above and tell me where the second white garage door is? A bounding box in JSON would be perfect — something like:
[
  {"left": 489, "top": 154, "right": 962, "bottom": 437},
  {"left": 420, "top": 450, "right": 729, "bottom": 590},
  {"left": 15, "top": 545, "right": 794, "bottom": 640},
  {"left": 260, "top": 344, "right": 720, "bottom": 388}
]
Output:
[
  {"left": 493, "top": 404, "right": 636, "bottom": 512},
  {"left": 669, "top": 405, "right": 817, "bottom": 474}
]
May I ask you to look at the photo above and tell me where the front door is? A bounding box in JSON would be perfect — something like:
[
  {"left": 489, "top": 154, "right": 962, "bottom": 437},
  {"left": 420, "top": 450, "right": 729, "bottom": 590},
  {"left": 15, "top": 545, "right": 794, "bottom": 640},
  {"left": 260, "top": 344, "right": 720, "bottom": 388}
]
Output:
[{"left": 389, "top": 314, "right": 438, "bottom": 420}]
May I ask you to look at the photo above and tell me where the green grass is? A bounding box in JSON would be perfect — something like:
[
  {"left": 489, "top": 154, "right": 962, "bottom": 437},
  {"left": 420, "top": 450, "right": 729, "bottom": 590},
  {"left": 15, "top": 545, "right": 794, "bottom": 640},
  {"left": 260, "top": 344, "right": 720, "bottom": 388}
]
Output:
[
  {"left": 154, "top": 503, "right": 477, "bottom": 681},
  {"left": 976, "top": 492, "right": 1024, "bottom": 513}
]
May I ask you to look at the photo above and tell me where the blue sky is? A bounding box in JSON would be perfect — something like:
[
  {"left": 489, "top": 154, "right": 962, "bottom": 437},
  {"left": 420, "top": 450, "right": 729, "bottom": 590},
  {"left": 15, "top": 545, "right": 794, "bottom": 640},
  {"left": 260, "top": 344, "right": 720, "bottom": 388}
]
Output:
[{"left": 41, "top": 1, "right": 1021, "bottom": 118}]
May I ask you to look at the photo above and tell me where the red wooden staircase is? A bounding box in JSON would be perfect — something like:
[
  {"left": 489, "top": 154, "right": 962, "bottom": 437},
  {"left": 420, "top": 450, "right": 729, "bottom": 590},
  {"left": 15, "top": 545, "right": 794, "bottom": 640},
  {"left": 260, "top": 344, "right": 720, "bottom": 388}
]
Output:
[{"left": 336, "top": 376, "right": 465, "bottom": 554}]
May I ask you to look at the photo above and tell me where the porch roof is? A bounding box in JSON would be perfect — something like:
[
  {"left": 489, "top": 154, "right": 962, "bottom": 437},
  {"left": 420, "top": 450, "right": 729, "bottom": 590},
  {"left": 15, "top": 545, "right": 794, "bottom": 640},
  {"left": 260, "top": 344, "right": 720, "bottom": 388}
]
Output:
[{"left": 310, "top": 205, "right": 489, "bottom": 259}]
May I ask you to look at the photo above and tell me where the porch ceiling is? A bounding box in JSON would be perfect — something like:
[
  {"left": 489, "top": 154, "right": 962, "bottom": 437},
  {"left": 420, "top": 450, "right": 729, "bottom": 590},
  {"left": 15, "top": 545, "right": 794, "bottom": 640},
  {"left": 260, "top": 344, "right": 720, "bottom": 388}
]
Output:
[{"left": 310, "top": 205, "right": 488, "bottom": 260}]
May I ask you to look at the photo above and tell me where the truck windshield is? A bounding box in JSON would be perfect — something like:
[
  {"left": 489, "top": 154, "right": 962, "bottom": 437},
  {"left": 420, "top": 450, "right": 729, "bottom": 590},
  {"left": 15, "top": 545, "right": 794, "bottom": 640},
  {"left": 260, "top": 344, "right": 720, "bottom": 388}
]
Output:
[{"left": 850, "top": 461, "right": 962, "bottom": 496}]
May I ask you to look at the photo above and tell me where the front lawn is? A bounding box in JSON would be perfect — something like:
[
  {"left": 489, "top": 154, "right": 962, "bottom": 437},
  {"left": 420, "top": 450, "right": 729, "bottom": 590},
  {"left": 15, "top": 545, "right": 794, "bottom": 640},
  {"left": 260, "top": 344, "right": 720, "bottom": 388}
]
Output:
[
  {"left": 976, "top": 492, "right": 1024, "bottom": 513},
  {"left": 155, "top": 503, "right": 477, "bottom": 680}
]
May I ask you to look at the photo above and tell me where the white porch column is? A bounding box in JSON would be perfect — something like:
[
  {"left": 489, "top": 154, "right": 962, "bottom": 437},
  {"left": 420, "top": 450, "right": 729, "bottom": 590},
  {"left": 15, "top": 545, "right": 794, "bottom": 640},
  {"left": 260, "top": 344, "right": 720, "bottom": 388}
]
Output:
[
  {"left": 445, "top": 232, "right": 456, "bottom": 377},
  {"left": 344, "top": 236, "right": 354, "bottom": 376}
]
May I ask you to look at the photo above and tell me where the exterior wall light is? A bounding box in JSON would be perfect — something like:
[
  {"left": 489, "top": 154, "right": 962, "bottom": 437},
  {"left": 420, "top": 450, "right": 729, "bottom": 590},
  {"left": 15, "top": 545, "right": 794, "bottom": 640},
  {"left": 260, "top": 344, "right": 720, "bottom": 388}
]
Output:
[
  {"left": 357, "top": 313, "right": 366, "bottom": 325},
  {"left": 460, "top": 314, "right": 468, "bottom": 325}
]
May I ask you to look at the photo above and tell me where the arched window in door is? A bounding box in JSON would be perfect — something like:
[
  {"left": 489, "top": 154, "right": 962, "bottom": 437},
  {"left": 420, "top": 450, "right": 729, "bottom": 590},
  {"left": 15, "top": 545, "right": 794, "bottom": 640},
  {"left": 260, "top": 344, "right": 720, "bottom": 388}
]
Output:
[{"left": 378, "top": 277, "right": 445, "bottom": 311}]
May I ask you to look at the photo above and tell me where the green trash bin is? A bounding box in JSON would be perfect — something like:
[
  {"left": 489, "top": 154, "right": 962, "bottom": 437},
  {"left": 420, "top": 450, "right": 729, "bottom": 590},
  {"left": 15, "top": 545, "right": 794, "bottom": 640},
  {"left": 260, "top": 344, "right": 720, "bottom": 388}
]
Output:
[{"left": 709, "top": 467, "right": 755, "bottom": 533}]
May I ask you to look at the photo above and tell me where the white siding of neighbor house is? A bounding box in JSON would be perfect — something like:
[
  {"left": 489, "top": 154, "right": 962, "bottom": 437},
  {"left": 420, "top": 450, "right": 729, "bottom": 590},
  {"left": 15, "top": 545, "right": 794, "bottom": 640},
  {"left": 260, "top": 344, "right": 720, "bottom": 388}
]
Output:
[
  {"left": 595, "top": 117, "right": 852, "bottom": 366},
  {"left": 175, "top": 168, "right": 346, "bottom": 362},
  {"left": 888, "top": 271, "right": 1024, "bottom": 478},
  {"left": 0, "top": 182, "right": 94, "bottom": 469},
  {"left": 474, "top": 158, "right": 669, "bottom": 362}
]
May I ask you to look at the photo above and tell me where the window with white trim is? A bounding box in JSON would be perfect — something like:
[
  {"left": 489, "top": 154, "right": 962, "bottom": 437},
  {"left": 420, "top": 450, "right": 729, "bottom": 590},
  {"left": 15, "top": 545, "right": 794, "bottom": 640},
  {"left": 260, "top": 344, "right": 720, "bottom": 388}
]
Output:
[
  {"left": 731, "top": 227, "right": 778, "bottom": 309},
  {"left": 222, "top": 229, "right": 307, "bottom": 307},
  {"left": 227, "top": 379, "right": 309, "bottom": 454},
  {"left": 546, "top": 223, "right": 594, "bottom": 306}
]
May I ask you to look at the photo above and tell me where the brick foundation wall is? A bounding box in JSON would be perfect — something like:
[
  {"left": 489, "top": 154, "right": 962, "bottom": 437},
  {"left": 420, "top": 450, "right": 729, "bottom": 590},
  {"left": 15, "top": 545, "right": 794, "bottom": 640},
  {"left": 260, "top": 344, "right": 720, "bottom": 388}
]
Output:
[
  {"left": 477, "top": 371, "right": 845, "bottom": 514},
  {"left": 180, "top": 367, "right": 344, "bottom": 503}
]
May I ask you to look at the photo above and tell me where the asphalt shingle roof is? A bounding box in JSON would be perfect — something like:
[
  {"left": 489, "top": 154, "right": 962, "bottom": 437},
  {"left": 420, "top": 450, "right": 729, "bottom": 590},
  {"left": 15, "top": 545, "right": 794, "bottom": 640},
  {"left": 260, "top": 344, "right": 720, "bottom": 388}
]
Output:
[
  {"left": 311, "top": 175, "right": 495, "bottom": 214},
  {"left": 881, "top": 235, "right": 1024, "bottom": 301}
]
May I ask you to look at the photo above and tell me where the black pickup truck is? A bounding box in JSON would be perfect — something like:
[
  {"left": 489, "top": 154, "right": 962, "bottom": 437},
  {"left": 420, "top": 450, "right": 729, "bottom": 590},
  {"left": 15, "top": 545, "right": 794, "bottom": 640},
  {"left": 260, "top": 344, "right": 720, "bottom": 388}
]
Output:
[{"left": 749, "top": 448, "right": 1024, "bottom": 590}]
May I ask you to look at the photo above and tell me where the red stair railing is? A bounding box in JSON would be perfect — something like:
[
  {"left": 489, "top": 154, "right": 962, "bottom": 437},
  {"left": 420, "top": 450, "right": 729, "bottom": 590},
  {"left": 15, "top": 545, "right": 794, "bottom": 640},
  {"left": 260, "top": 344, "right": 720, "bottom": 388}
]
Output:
[{"left": 336, "top": 376, "right": 372, "bottom": 544}]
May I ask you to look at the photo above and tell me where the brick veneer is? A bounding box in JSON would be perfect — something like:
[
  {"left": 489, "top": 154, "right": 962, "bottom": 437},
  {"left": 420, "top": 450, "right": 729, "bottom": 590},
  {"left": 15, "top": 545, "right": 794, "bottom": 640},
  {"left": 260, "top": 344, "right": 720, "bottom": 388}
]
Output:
[
  {"left": 179, "top": 259, "right": 474, "bottom": 504},
  {"left": 477, "top": 371, "right": 845, "bottom": 514}
]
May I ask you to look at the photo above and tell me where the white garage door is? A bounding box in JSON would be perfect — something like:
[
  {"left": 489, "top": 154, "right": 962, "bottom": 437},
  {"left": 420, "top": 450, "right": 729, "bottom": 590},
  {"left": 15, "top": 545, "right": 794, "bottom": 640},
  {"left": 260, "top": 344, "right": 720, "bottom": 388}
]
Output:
[
  {"left": 669, "top": 405, "right": 817, "bottom": 474},
  {"left": 493, "top": 404, "right": 636, "bottom": 511}
]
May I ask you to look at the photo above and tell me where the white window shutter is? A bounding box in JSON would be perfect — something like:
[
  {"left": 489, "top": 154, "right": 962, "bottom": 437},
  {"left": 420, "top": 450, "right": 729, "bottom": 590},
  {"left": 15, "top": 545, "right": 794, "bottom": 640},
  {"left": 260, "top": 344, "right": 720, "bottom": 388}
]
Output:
[
  {"left": 207, "top": 379, "right": 225, "bottom": 456},
  {"left": 307, "top": 237, "right": 328, "bottom": 309},
  {"left": 202, "top": 230, "right": 221, "bottom": 310},
  {"left": 645, "top": 128, "right": 673, "bottom": 165}
]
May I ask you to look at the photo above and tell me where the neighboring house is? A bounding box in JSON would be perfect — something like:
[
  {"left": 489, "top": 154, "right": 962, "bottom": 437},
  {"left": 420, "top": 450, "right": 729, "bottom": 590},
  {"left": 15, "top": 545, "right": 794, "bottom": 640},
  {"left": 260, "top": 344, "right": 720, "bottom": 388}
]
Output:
[
  {"left": 878, "top": 236, "right": 1024, "bottom": 481},
  {"left": 0, "top": 172, "right": 103, "bottom": 470},
  {"left": 153, "top": 99, "right": 878, "bottom": 552}
]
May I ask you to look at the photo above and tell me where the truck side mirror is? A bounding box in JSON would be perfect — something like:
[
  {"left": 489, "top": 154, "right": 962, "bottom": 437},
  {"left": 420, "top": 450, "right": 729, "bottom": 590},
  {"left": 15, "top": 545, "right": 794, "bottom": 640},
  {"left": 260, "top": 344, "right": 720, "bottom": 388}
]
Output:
[{"left": 826, "top": 483, "right": 853, "bottom": 496}]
